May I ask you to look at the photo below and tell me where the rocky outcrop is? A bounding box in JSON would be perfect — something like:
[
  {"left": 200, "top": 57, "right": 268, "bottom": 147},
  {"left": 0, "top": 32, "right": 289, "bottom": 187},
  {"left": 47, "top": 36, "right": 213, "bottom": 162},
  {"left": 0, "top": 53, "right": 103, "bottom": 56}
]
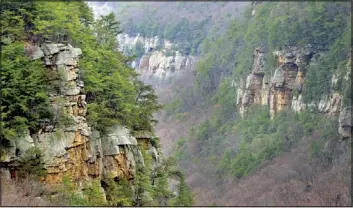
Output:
[
  {"left": 25, "top": 43, "right": 94, "bottom": 183},
  {"left": 237, "top": 45, "right": 317, "bottom": 117},
  {"left": 117, "top": 33, "right": 196, "bottom": 81},
  {"left": 237, "top": 47, "right": 268, "bottom": 116},
  {"left": 101, "top": 126, "right": 145, "bottom": 180},
  {"left": 2, "top": 43, "right": 164, "bottom": 187},
  {"left": 139, "top": 51, "right": 196, "bottom": 80},
  {"left": 236, "top": 45, "right": 351, "bottom": 138},
  {"left": 118, "top": 33, "right": 160, "bottom": 54},
  {"left": 270, "top": 46, "right": 317, "bottom": 117}
]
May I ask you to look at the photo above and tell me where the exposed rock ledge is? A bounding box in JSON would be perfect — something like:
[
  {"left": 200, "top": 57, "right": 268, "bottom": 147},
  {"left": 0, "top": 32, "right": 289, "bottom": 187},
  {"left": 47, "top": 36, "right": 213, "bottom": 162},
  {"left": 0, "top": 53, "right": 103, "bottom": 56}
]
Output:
[
  {"left": 117, "top": 33, "right": 197, "bottom": 81},
  {"left": 236, "top": 46, "right": 351, "bottom": 138},
  {"left": 1, "top": 43, "right": 161, "bottom": 187}
]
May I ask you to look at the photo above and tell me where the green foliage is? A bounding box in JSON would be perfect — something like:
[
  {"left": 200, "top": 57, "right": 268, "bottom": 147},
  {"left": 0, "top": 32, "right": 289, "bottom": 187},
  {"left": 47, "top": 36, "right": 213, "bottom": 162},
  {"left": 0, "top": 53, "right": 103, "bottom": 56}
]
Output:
[
  {"left": 211, "top": 78, "right": 238, "bottom": 127},
  {"left": 132, "top": 41, "right": 145, "bottom": 57},
  {"left": 167, "top": 2, "right": 350, "bottom": 185},
  {"left": 303, "top": 16, "right": 351, "bottom": 103},
  {"left": 52, "top": 177, "right": 106, "bottom": 206},
  {"left": 18, "top": 147, "right": 46, "bottom": 178},
  {"left": 150, "top": 136, "right": 160, "bottom": 148},
  {"left": 131, "top": 80, "right": 162, "bottom": 132},
  {"left": 133, "top": 147, "right": 154, "bottom": 206},
  {"left": 0, "top": 2, "right": 192, "bottom": 207},
  {"left": 163, "top": 99, "right": 182, "bottom": 118},
  {"left": 123, "top": 15, "right": 210, "bottom": 55},
  {"left": 94, "top": 13, "right": 122, "bottom": 50},
  {"left": 81, "top": 180, "right": 107, "bottom": 206},
  {"left": 152, "top": 163, "right": 173, "bottom": 206},
  {"left": 168, "top": 170, "right": 193, "bottom": 206},
  {"left": 102, "top": 177, "right": 133, "bottom": 206},
  {"left": 56, "top": 108, "right": 75, "bottom": 128},
  {"left": 310, "top": 141, "right": 321, "bottom": 158},
  {"left": 0, "top": 42, "right": 53, "bottom": 143},
  {"left": 1, "top": 1, "right": 162, "bottom": 136},
  {"left": 60, "top": 177, "right": 89, "bottom": 206},
  {"left": 175, "top": 103, "right": 340, "bottom": 180},
  {"left": 54, "top": 177, "right": 86, "bottom": 206}
]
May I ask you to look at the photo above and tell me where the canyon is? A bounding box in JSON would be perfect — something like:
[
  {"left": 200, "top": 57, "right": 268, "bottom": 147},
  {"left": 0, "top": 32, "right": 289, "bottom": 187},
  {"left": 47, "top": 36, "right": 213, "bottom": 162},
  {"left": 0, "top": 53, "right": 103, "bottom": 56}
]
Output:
[{"left": 1, "top": 1, "right": 351, "bottom": 206}]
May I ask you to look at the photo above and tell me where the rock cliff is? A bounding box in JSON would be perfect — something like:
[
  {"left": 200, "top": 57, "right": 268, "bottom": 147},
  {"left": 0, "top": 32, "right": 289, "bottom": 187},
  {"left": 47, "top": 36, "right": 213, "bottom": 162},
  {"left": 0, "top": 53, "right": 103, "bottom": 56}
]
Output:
[
  {"left": 1, "top": 43, "right": 164, "bottom": 197},
  {"left": 117, "top": 33, "right": 196, "bottom": 81},
  {"left": 236, "top": 46, "right": 352, "bottom": 138}
]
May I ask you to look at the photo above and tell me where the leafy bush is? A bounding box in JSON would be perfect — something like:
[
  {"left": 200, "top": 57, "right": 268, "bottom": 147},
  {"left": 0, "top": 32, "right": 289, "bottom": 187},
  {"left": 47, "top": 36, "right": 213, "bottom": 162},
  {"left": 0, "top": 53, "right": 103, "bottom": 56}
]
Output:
[
  {"left": 51, "top": 177, "right": 106, "bottom": 206},
  {"left": 102, "top": 177, "right": 133, "bottom": 206},
  {"left": 18, "top": 147, "right": 46, "bottom": 178},
  {"left": 0, "top": 42, "right": 53, "bottom": 145},
  {"left": 81, "top": 180, "right": 107, "bottom": 206}
]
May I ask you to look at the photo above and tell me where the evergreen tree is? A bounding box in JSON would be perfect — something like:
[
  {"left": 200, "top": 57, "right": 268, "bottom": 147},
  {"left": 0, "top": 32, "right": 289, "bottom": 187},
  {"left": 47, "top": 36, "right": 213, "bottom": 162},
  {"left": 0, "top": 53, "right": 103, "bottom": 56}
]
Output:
[
  {"left": 0, "top": 43, "right": 52, "bottom": 146},
  {"left": 102, "top": 177, "right": 133, "bottom": 206},
  {"left": 133, "top": 147, "right": 155, "bottom": 206}
]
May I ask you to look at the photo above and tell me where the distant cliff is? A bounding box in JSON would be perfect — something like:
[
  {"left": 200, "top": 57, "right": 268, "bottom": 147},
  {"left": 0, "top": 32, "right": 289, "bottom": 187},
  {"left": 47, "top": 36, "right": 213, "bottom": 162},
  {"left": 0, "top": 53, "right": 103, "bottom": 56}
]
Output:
[
  {"left": 118, "top": 33, "right": 197, "bottom": 81},
  {"left": 235, "top": 45, "right": 351, "bottom": 138}
]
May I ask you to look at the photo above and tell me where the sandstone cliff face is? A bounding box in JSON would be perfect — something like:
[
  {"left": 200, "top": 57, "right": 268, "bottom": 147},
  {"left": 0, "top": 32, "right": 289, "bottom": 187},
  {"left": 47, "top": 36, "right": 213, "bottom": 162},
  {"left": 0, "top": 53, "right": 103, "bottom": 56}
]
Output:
[
  {"left": 2, "top": 43, "right": 162, "bottom": 187},
  {"left": 236, "top": 46, "right": 351, "bottom": 138},
  {"left": 139, "top": 50, "right": 196, "bottom": 80},
  {"left": 117, "top": 33, "right": 196, "bottom": 80}
]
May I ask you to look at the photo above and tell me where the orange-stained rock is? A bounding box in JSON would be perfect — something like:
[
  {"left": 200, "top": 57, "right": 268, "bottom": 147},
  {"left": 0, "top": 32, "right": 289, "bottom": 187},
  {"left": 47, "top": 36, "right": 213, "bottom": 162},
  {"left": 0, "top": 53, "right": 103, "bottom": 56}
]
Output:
[
  {"left": 103, "top": 153, "right": 134, "bottom": 180},
  {"left": 72, "top": 105, "right": 79, "bottom": 116}
]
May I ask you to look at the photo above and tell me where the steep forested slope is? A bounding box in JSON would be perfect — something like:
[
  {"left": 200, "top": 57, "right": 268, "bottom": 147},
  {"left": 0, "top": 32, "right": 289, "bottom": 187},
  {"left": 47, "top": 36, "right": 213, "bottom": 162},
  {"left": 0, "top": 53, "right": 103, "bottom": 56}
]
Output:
[
  {"left": 172, "top": 2, "right": 351, "bottom": 205},
  {"left": 3, "top": 1, "right": 350, "bottom": 206},
  {"left": 114, "top": 1, "right": 352, "bottom": 206},
  {"left": 112, "top": 2, "right": 249, "bottom": 55}
]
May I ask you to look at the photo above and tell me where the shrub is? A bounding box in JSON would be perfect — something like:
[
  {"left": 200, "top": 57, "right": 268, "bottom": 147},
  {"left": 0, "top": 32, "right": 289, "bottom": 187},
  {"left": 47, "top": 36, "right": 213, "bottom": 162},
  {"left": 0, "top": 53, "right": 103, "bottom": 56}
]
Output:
[
  {"left": 18, "top": 147, "right": 46, "bottom": 179},
  {"left": 101, "top": 177, "right": 133, "bottom": 206}
]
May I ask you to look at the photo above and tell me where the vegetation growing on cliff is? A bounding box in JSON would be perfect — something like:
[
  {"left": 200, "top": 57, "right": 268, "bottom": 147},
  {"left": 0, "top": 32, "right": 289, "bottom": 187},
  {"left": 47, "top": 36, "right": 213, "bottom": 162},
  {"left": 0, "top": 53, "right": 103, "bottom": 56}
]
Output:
[
  {"left": 0, "top": 43, "right": 53, "bottom": 146},
  {"left": 1, "top": 1, "right": 186, "bottom": 206},
  {"left": 18, "top": 147, "right": 46, "bottom": 179},
  {"left": 114, "top": 2, "right": 248, "bottom": 55},
  {"left": 162, "top": 1, "right": 351, "bottom": 144},
  {"left": 0, "top": 1, "right": 161, "bottom": 142},
  {"left": 149, "top": 1, "right": 351, "bottom": 205}
]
